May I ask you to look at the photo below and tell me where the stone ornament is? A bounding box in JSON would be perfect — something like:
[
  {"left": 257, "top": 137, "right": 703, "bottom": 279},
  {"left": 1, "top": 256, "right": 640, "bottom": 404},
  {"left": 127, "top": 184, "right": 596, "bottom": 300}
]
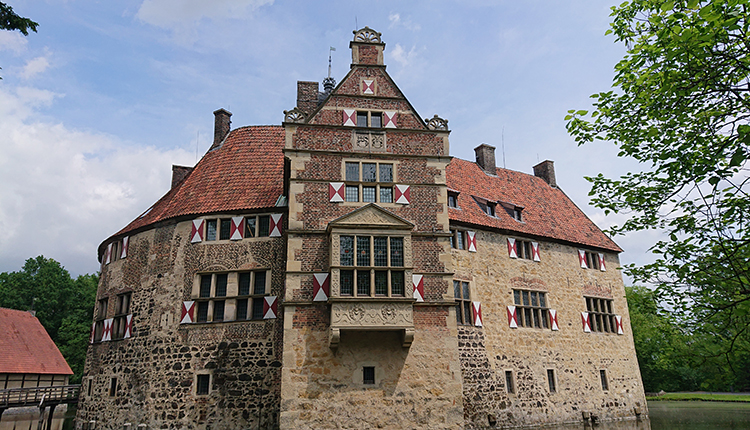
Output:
[
  {"left": 283, "top": 107, "right": 307, "bottom": 123},
  {"left": 331, "top": 301, "right": 413, "bottom": 327},
  {"left": 353, "top": 27, "right": 382, "bottom": 43},
  {"left": 425, "top": 114, "right": 448, "bottom": 130}
]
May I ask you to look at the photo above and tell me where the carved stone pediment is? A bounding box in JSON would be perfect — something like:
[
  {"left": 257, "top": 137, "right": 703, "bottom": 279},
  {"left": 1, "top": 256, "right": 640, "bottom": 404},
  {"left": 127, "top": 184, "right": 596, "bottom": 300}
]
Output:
[{"left": 328, "top": 204, "right": 414, "bottom": 231}]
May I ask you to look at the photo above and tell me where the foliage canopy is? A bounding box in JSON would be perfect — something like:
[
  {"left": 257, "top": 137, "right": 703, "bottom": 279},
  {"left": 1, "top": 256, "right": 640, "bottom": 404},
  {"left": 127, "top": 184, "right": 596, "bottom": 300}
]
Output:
[
  {"left": 0, "top": 2, "right": 37, "bottom": 35},
  {"left": 0, "top": 256, "right": 98, "bottom": 383},
  {"left": 566, "top": 0, "right": 750, "bottom": 355}
]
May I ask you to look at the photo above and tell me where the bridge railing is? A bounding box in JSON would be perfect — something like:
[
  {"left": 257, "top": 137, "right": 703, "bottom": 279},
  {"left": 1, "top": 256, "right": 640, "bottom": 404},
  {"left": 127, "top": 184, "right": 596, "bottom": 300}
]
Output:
[{"left": 0, "top": 385, "right": 80, "bottom": 408}]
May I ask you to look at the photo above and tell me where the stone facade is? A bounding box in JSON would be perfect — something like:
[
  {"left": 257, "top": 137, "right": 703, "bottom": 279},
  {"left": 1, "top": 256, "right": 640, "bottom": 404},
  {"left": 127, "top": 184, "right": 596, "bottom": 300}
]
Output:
[{"left": 78, "top": 27, "right": 645, "bottom": 429}]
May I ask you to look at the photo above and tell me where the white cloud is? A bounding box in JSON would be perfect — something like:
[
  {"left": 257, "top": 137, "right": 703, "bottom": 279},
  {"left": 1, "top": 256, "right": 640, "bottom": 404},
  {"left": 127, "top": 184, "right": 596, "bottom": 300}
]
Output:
[
  {"left": 136, "top": 0, "right": 274, "bottom": 28},
  {"left": 388, "top": 43, "right": 418, "bottom": 68},
  {"left": 20, "top": 55, "right": 50, "bottom": 80},
  {"left": 0, "top": 85, "right": 194, "bottom": 276},
  {"left": 388, "top": 13, "right": 421, "bottom": 31},
  {"left": 0, "top": 31, "right": 28, "bottom": 54}
]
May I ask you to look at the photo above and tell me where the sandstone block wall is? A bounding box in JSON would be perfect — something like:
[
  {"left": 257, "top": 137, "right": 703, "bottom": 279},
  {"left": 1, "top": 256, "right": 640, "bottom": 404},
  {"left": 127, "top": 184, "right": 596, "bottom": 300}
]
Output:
[{"left": 451, "top": 228, "right": 646, "bottom": 428}]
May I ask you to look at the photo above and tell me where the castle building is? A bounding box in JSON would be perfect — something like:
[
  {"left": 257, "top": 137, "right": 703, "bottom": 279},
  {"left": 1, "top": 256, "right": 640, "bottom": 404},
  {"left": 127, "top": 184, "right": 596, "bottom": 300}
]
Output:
[{"left": 77, "top": 28, "right": 646, "bottom": 429}]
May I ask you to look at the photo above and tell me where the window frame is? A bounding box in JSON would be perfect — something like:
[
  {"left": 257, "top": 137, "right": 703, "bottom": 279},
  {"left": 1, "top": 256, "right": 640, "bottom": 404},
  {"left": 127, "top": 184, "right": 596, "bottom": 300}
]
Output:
[
  {"left": 582, "top": 250, "right": 601, "bottom": 270},
  {"left": 339, "top": 235, "right": 406, "bottom": 297},
  {"left": 547, "top": 369, "right": 557, "bottom": 393},
  {"left": 200, "top": 214, "right": 274, "bottom": 242},
  {"left": 585, "top": 296, "right": 617, "bottom": 333},
  {"left": 448, "top": 191, "right": 460, "bottom": 209},
  {"left": 194, "top": 270, "right": 271, "bottom": 323},
  {"left": 112, "top": 292, "right": 132, "bottom": 340},
  {"left": 513, "top": 289, "right": 549, "bottom": 329},
  {"left": 195, "top": 373, "right": 211, "bottom": 396},
  {"left": 505, "top": 370, "right": 515, "bottom": 394},
  {"left": 454, "top": 280, "right": 472, "bottom": 325},
  {"left": 515, "top": 239, "right": 535, "bottom": 260},
  {"left": 355, "top": 111, "right": 384, "bottom": 129},
  {"left": 342, "top": 160, "right": 395, "bottom": 204},
  {"left": 450, "top": 229, "right": 467, "bottom": 250},
  {"left": 94, "top": 297, "right": 108, "bottom": 342},
  {"left": 600, "top": 369, "right": 609, "bottom": 391}
]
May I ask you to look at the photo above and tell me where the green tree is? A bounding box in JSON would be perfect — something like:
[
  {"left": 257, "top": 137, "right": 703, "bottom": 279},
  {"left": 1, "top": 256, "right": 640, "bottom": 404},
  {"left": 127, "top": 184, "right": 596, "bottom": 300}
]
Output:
[
  {"left": 0, "top": 2, "right": 38, "bottom": 34},
  {"left": 566, "top": 0, "right": 750, "bottom": 356},
  {"left": 0, "top": 256, "right": 98, "bottom": 383}
]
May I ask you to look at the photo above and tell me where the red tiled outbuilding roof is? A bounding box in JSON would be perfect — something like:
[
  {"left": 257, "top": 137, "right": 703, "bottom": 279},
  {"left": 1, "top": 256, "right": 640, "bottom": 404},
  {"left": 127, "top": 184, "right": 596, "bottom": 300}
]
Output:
[
  {"left": 0, "top": 308, "right": 73, "bottom": 375},
  {"left": 446, "top": 158, "right": 622, "bottom": 252},
  {"left": 112, "top": 126, "right": 285, "bottom": 240}
]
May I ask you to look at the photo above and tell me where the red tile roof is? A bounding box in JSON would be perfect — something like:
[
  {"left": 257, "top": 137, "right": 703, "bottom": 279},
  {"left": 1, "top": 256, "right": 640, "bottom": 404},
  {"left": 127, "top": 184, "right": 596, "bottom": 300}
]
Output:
[
  {"left": 112, "top": 126, "right": 285, "bottom": 240},
  {"left": 0, "top": 308, "right": 73, "bottom": 375},
  {"left": 446, "top": 158, "right": 622, "bottom": 252}
]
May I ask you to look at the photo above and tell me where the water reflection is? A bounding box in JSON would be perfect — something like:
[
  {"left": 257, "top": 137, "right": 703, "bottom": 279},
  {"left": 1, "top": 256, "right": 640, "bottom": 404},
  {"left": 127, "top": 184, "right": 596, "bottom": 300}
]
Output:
[
  {"left": 546, "top": 418, "right": 651, "bottom": 430},
  {"left": 648, "top": 400, "right": 750, "bottom": 430}
]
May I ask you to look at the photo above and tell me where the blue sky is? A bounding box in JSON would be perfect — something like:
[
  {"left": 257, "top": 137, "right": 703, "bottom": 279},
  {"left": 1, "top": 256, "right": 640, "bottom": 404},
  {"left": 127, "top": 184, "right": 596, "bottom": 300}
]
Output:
[{"left": 0, "top": 0, "right": 659, "bottom": 277}]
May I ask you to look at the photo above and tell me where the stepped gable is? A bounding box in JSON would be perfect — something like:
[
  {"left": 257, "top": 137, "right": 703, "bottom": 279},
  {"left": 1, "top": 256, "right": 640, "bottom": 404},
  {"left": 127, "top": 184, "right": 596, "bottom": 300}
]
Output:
[
  {"left": 447, "top": 157, "right": 622, "bottom": 252},
  {"left": 0, "top": 307, "right": 73, "bottom": 375},
  {"left": 110, "top": 125, "right": 285, "bottom": 241}
]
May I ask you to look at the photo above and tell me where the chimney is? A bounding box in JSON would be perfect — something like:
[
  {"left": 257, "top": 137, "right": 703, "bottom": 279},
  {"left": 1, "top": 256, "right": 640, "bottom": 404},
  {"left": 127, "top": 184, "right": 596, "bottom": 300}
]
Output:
[
  {"left": 533, "top": 160, "right": 557, "bottom": 188},
  {"left": 350, "top": 27, "right": 385, "bottom": 66},
  {"left": 474, "top": 144, "right": 497, "bottom": 174},
  {"left": 171, "top": 165, "right": 193, "bottom": 188},
  {"left": 297, "top": 81, "right": 319, "bottom": 115},
  {"left": 211, "top": 108, "right": 232, "bottom": 150}
]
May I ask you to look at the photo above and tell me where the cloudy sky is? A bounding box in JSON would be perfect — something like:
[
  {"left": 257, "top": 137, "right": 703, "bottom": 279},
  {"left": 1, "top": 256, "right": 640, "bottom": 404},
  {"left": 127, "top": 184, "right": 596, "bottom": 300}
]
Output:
[{"left": 0, "top": 0, "right": 659, "bottom": 278}]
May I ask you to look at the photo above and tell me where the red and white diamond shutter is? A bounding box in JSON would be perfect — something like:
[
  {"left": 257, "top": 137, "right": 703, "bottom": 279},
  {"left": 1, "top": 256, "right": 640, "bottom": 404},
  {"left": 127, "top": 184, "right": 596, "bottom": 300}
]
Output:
[
  {"left": 191, "top": 219, "right": 205, "bottom": 243},
  {"left": 105, "top": 243, "right": 112, "bottom": 265},
  {"left": 181, "top": 301, "right": 195, "bottom": 324},
  {"left": 472, "top": 301, "right": 483, "bottom": 327},
  {"left": 615, "top": 315, "right": 624, "bottom": 335},
  {"left": 343, "top": 109, "right": 356, "bottom": 127},
  {"left": 578, "top": 250, "right": 588, "bottom": 269},
  {"left": 269, "top": 214, "right": 283, "bottom": 237},
  {"left": 90, "top": 322, "right": 96, "bottom": 344},
  {"left": 362, "top": 79, "right": 375, "bottom": 95},
  {"left": 507, "top": 238, "right": 517, "bottom": 258},
  {"left": 598, "top": 253, "right": 606, "bottom": 271},
  {"left": 313, "top": 273, "right": 330, "bottom": 302},
  {"left": 581, "top": 311, "right": 591, "bottom": 333},
  {"left": 383, "top": 111, "right": 397, "bottom": 128},
  {"left": 263, "top": 296, "right": 278, "bottom": 319},
  {"left": 412, "top": 274, "right": 424, "bottom": 302},
  {"left": 395, "top": 185, "right": 410, "bottom": 204},
  {"left": 549, "top": 309, "right": 559, "bottom": 331},
  {"left": 467, "top": 231, "right": 477, "bottom": 252},
  {"left": 329, "top": 182, "right": 345, "bottom": 202},
  {"left": 230, "top": 217, "right": 244, "bottom": 240},
  {"left": 507, "top": 305, "right": 518, "bottom": 328},
  {"left": 123, "top": 314, "right": 133, "bottom": 339},
  {"left": 102, "top": 318, "right": 113, "bottom": 342},
  {"left": 121, "top": 236, "right": 129, "bottom": 259},
  {"left": 532, "top": 242, "right": 541, "bottom": 262}
]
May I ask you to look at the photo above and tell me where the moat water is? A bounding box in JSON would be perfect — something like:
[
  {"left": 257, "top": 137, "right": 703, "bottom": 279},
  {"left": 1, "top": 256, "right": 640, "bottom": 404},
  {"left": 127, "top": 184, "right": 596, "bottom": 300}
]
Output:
[{"left": 9, "top": 400, "right": 750, "bottom": 429}]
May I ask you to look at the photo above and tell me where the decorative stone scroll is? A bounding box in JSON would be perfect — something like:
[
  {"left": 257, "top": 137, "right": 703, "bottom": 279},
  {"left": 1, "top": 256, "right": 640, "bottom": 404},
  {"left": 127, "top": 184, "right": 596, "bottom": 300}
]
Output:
[
  {"left": 425, "top": 114, "right": 449, "bottom": 130},
  {"left": 353, "top": 26, "right": 382, "bottom": 43},
  {"left": 330, "top": 300, "right": 414, "bottom": 348},
  {"left": 283, "top": 107, "right": 307, "bottom": 123}
]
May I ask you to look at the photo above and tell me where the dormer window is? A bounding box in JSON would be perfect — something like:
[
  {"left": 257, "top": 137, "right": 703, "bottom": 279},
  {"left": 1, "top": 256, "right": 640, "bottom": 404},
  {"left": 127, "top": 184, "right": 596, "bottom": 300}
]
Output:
[
  {"left": 448, "top": 191, "right": 459, "bottom": 209},
  {"left": 500, "top": 202, "right": 524, "bottom": 222},
  {"left": 474, "top": 197, "right": 496, "bottom": 217}
]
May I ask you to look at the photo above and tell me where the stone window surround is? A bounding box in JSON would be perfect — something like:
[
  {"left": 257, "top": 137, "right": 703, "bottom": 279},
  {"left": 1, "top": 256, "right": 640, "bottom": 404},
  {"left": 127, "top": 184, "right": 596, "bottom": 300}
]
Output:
[
  {"left": 112, "top": 292, "right": 132, "bottom": 340},
  {"left": 513, "top": 239, "right": 535, "bottom": 261},
  {"left": 338, "top": 235, "right": 406, "bottom": 297},
  {"left": 195, "top": 372, "right": 212, "bottom": 396},
  {"left": 448, "top": 190, "right": 460, "bottom": 209},
  {"left": 454, "top": 280, "right": 472, "bottom": 325},
  {"left": 512, "top": 289, "right": 550, "bottom": 329},
  {"left": 546, "top": 368, "right": 557, "bottom": 394},
  {"left": 581, "top": 250, "right": 601, "bottom": 270},
  {"left": 450, "top": 228, "right": 468, "bottom": 250},
  {"left": 585, "top": 296, "right": 617, "bottom": 334},
  {"left": 600, "top": 369, "right": 609, "bottom": 391},
  {"left": 356, "top": 110, "right": 383, "bottom": 128},
  {"left": 341, "top": 159, "right": 396, "bottom": 205},
  {"left": 328, "top": 228, "right": 413, "bottom": 300},
  {"left": 504, "top": 370, "right": 515, "bottom": 394},
  {"left": 191, "top": 270, "right": 271, "bottom": 323}
]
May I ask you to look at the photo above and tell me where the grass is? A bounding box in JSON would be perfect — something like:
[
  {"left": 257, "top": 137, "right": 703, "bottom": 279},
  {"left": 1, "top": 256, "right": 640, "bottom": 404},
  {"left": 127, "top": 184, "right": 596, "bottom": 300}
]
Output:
[{"left": 647, "top": 392, "right": 750, "bottom": 403}]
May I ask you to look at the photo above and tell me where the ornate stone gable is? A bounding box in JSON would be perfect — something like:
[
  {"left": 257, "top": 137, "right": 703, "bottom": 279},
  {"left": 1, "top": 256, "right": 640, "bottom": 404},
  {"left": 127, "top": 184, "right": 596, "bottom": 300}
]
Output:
[{"left": 327, "top": 203, "right": 414, "bottom": 232}]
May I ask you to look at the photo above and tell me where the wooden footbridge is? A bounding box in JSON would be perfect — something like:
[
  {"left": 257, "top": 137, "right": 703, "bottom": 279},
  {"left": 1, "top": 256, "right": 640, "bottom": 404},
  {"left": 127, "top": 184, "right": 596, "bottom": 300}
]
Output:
[{"left": 0, "top": 385, "right": 80, "bottom": 430}]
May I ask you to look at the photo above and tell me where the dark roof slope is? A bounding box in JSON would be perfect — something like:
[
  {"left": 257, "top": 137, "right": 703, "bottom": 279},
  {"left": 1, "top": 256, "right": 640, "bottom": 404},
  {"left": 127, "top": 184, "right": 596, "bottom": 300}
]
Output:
[
  {"left": 114, "top": 126, "right": 285, "bottom": 238},
  {"left": 0, "top": 308, "right": 73, "bottom": 375},
  {"left": 446, "top": 158, "right": 622, "bottom": 252}
]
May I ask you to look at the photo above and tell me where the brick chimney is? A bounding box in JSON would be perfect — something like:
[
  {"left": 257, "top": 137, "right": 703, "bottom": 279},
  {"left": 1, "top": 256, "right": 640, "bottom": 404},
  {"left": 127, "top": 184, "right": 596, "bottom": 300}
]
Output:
[
  {"left": 211, "top": 108, "right": 232, "bottom": 150},
  {"left": 350, "top": 27, "right": 385, "bottom": 66},
  {"left": 171, "top": 165, "right": 193, "bottom": 189},
  {"left": 474, "top": 144, "right": 497, "bottom": 175},
  {"left": 533, "top": 160, "right": 557, "bottom": 187},
  {"left": 297, "top": 81, "right": 319, "bottom": 116}
]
